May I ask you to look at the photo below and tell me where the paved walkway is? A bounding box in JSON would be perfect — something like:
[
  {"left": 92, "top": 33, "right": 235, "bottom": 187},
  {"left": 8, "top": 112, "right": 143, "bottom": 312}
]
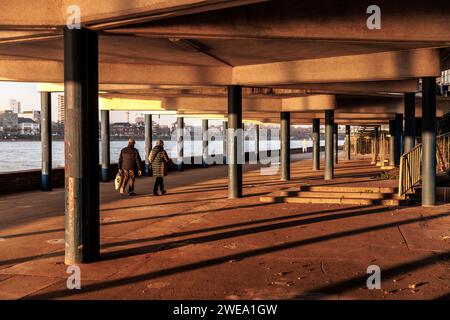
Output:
[{"left": 0, "top": 153, "right": 450, "bottom": 300}]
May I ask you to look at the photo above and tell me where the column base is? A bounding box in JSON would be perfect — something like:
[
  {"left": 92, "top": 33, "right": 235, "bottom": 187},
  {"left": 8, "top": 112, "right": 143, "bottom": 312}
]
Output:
[
  {"left": 144, "top": 164, "right": 153, "bottom": 176},
  {"left": 41, "top": 174, "right": 52, "bottom": 191},
  {"left": 101, "top": 168, "right": 110, "bottom": 182}
]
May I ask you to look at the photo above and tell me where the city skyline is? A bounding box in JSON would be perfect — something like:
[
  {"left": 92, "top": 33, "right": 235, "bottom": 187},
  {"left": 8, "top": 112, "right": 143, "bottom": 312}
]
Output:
[{"left": 0, "top": 82, "right": 177, "bottom": 125}]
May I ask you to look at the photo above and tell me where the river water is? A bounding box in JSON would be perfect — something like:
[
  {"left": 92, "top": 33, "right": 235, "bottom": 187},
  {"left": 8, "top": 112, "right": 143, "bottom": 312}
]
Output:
[{"left": 0, "top": 139, "right": 344, "bottom": 173}]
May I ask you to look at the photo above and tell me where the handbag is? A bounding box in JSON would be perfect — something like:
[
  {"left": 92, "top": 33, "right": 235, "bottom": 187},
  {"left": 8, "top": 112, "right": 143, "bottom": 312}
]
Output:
[{"left": 114, "top": 172, "right": 123, "bottom": 190}]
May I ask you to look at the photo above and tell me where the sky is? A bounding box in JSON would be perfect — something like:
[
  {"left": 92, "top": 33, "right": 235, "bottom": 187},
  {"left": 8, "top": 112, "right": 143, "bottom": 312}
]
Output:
[{"left": 0, "top": 82, "right": 178, "bottom": 125}]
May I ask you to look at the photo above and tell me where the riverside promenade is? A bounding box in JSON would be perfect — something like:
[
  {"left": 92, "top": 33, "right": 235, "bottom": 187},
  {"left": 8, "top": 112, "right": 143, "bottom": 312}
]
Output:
[{"left": 1, "top": 153, "right": 450, "bottom": 300}]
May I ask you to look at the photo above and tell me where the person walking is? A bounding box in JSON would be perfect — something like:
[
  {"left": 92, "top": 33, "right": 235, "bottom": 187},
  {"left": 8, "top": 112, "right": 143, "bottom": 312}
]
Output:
[
  {"left": 118, "top": 138, "right": 142, "bottom": 196},
  {"left": 149, "top": 139, "right": 173, "bottom": 196},
  {"left": 302, "top": 138, "right": 308, "bottom": 153}
]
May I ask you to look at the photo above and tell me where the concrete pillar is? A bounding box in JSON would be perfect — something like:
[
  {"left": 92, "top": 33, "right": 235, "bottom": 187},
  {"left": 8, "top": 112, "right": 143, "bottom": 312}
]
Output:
[
  {"left": 228, "top": 85, "right": 243, "bottom": 198},
  {"left": 64, "top": 28, "right": 100, "bottom": 264},
  {"left": 389, "top": 119, "right": 395, "bottom": 167},
  {"left": 333, "top": 124, "right": 339, "bottom": 164},
  {"left": 404, "top": 93, "right": 416, "bottom": 153},
  {"left": 100, "top": 110, "right": 110, "bottom": 182},
  {"left": 312, "top": 118, "right": 320, "bottom": 170},
  {"left": 202, "top": 119, "right": 209, "bottom": 167},
  {"left": 280, "top": 112, "right": 291, "bottom": 181},
  {"left": 395, "top": 113, "right": 403, "bottom": 164},
  {"left": 254, "top": 124, "right": 260, "bottom": 161},
  {"left": 345, "top": 125, "right": 351, "bottom": 161},
  {"left": 40, "top": 91, "right": 52, "bottom": 191},
  {"left": 325, "top": 110, "right": 334, "bottom": 180},
  {"left": 223, "top": 121, "right": 228, "bottom": 164},
  {"left": 422, "top": 77, "right": 437, "bottom": 206},
  {"left": 177, "top": 117, "right": 184, "bottom": 171},
  {"left": 144, "top": 114, "right": 153, "bottom": 176},
  {"left": 373, "top": 126, "right": 379, "bottom": 164}
]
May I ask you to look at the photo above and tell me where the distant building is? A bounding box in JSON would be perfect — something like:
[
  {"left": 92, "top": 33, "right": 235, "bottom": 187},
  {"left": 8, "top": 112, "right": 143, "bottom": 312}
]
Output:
[
  {"left": 0, "top": 110, "right": 18, "bottom": 132},
  {"left": 57, "top": 94, "right": 65, "bottom": 123},
  {"left": 9, "top": 99, "right": 21, "bottom": 114},
  {"left": 18, "top": 118, "right": 39, "bottom": 135},
  {"left": 18, "top": 110, "right": 40, "bottom": 123},
  {"left": 135, "top": 115, "right": 144, "bottom": 127},
  {"left": 157, "top": 125, "right": 171, "bottom": 137},
  {"left": 111, "top": 122, "right": 135, "bottom": 137}
]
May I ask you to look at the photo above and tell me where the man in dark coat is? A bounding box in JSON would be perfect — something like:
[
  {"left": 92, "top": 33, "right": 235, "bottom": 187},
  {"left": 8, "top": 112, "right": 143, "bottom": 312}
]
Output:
[
  {"left": 149, "top": 139, "right": 173, "bottom": 196},
  {"left": 118, "top": 138, "right": 142, "bottom": 196}
]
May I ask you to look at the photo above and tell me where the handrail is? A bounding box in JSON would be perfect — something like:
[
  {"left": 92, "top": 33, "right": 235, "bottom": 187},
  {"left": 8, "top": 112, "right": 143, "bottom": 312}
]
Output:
[
  {"left": 436, "top": 132, "right": 450, "bottom": 172},
  {"left": 398, "top": 132, "right": 450, "bottom": 196},
  {"left": 398, "top": 144, "right": 422, "bottom": 196}
]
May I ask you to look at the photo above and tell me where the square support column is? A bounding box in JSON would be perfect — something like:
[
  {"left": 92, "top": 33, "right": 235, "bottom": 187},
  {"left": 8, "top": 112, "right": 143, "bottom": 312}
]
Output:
[
  {"left": 254, "top": 124, "right": 260, "bottom": 161},
  {"left": 144, "top": 114, "right": 153, "bottom": 176},
  {"left": 228, "top": 85, "right": 243, "bottom": 199},
  {"left": 325, "top": 110, "right": 334, "bottom": 180},
  {"left": 345, "top": 125, "right": 351, "bottom": 161},
  {"left": 395, "top": 113, "right": 403, "bottom": 163},
  {"left": 202, "top": 119, "right": 209, "bottom": 167},
  {"left": 422, "top": 77, "right": 437, "bottom": 206},
  {"left": 280, "top": 112, "right": 291, "bottom": 181},
  {"left": 177, "top": 117, "right": 184, "bottom": 171},
  {"left": 312, "top": 118, "right": 320, "bottom": 170},
  {"left": 40, "top": 91, "right": 52, "bottom": 191},
  {"left": 64, "top": 27, "right": 100, "bottom": 265},
  {"left": 404, "top": 93, "right": 416, "bottom": 153},
  {"left": 373, "top": 126, "right": 379, "bottom": 164},
  {"left": 389, "top": 119, "right": 396, "bottom": 167},
  {"left": 100, "top": 110, "right": 110, "bottom": 182},
  {"left": 223, "top": 121, "right": 228, "bottom": 164},
  {"left": 333, "top": 123, "right": 339, "bottom": 164}
]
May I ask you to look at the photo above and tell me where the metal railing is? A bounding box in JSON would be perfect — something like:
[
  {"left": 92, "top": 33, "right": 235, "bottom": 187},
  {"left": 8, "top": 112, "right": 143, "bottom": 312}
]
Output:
[
  {"left": 398, "top": 144, "right": 422, "bottom": 196},
  {"left": 398, "top": 132, "right": 450, "bottom": 196},
  {"left": 436, "top": 132, "right": 450, "bottom": 172}
]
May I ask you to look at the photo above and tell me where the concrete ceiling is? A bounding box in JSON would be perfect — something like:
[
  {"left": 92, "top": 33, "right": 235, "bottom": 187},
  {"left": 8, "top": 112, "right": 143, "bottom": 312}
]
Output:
[{"left": 0, "top": 0, "right": 449, "bottom": 122}]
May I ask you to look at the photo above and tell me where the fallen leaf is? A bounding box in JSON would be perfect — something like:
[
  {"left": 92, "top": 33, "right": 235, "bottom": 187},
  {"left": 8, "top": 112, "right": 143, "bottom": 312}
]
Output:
[
  {"left": 224, "top": 243, "right": 238, "bottom": 249},
  {"left": 274, "top": 272, "right": 290, "bottom": 276}
]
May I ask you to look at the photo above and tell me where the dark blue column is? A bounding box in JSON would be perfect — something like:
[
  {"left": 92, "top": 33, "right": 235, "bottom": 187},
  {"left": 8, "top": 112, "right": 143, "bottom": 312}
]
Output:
[
  {"left": 325, "top": 110, "right": 334, "bottom": 180},
  {"left": 177, "top": 117, "right": 184, "bottom": 171},
  {"left": 389, "top": 119, "right": 395, "bottom": 167},
  {"left": 40, "top": 91, "right": 52, "bottom": 191},
  {"left": 100, "top": 110, "right": 110, "bottom": 182},
  {"left": 394, "top": 113, "right": 403, "bottom": 165},
  {"left": 64, "top": 27, "right": 100, "bottom": 264},
  {"left": 404, "top": 93, "right": 416, "bottom": 153},
  {"left": 312, "top": 119, "right": 320, "bottom": 170},
  {"left": 228, "top": 85, "right": 243, "bottom": 198},
  {"left": 223, "top": 120, "right": 228, "bottom": 164},
  {"left": 144, "top": 114, "right": 153, "bottom": 176},
  {"left": 334, "top": 123, "right": 339, "bottom": 164},
  {"left": 345, "top": 125, "right": 351, "bottom": 161},
  {"left": 422, "top": 77, "right": 436, "bottom": 206},
  {"left": 373, "top": 126, "right": 379, "bottom": 163},
  {"left": 280, "top": 112, "right": 291, "bottom": 181},
  {"left": 202, "top": 119, "right": 209, "bottom": 167},
  {"left": 254, "top": 124, "right": 260, "bottom": 161}
]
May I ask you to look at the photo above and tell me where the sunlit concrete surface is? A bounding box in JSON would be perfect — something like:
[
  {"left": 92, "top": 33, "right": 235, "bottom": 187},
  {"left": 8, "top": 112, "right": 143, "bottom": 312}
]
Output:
[{"left": 1, "top": 153, "right": 450, "bottom": 300}]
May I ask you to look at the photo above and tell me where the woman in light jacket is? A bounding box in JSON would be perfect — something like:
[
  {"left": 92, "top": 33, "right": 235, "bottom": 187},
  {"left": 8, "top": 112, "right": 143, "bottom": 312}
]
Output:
[{"left": 149, "top": 140, "right": 173, "bottom": 196}]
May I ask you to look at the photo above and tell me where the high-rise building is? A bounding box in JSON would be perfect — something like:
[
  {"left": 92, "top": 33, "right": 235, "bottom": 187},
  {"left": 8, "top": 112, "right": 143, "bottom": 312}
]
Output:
[
  {"left": 9, "top": 99, "right": 21, "bottom": 114},
  {"left": 57, "top": 94, "right": 65, "bottom": 123}
]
